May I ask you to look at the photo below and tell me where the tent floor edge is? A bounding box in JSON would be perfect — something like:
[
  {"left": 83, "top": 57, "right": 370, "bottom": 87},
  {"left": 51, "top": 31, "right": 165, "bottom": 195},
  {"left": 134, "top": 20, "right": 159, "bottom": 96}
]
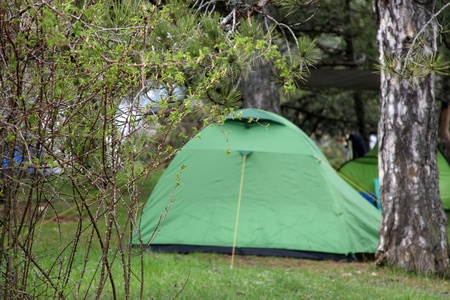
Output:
[{"left": 145, "top": 244, "right": 356, "bottom": 262}]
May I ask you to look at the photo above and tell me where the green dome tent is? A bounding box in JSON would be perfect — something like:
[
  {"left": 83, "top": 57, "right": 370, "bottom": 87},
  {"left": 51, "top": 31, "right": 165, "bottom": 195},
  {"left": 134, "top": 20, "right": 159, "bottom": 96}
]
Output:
[
  {"left": 338, "top": 146, "right": 380, "bottom": 208},
  {"left": 131, "top": 109, "right": 381, "bottom": 261},
  {"left": 339, "top": 145, "right": 450, "bottom": 210}
]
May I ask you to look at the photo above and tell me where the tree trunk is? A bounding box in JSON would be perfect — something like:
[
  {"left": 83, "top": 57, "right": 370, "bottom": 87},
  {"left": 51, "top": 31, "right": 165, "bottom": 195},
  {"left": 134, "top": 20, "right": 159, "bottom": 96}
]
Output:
[
  {"left": 353, "top": 89, "right": 369, "bottom": 148},
  {"left": 242, "top": 2, "right": 280, "bottom": 114},
  {"left": 346, "top": 0, "right": 368, "bottom": 147},
  {"left": 438, "top": 78, "right": 450, "bottom": 162},
  {"left": 375, "top": 0, "right": 449, "bottom": 274},
  {"left": 242, "top": 59, "right": 280, "bottom": 114}
]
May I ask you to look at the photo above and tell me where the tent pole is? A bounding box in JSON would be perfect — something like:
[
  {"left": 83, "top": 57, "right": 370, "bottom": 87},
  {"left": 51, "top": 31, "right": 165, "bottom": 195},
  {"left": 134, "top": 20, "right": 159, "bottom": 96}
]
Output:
[{"left": 231, "top": 155, "right": 247, "bottom": 268}]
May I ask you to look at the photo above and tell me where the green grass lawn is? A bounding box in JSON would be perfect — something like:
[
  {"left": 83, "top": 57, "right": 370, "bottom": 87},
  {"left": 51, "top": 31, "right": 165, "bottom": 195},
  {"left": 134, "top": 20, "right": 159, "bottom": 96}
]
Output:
[
  {"left": 9, "top": 170, "right": 450, "bottom": 299},
  {"left": 44, "top": 248, "right": 450, "bottom": 299},
  {"left": 137, "top": 253, "right": 450, "bottom": 299}
]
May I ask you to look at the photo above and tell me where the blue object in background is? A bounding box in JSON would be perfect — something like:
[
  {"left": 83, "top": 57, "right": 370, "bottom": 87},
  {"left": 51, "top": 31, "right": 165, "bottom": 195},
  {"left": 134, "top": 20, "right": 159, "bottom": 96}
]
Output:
[
  {"left": 348, "top": 134, "right": 369, "bottom": 158},
  {"left": 2, "top": 147, "right": 43, "bottom": 173},
  {"left": 359, "top": 192, "right": 376, "bottom": 206},
  {"left": 374, "top": 178, "right": 381, "bottom": 211}
]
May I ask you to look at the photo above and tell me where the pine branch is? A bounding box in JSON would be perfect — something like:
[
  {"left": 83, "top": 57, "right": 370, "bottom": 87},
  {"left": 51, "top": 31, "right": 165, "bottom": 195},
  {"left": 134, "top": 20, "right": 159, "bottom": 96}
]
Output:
[{"left": 403, "top": 2, "right": 450, "bottom": 69}]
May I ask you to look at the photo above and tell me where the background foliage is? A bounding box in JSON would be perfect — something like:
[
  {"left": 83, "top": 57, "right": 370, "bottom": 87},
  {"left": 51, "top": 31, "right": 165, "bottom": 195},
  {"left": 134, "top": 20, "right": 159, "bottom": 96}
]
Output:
[{"left": 0, "top": 0, "right": 318, "bottom": 298}]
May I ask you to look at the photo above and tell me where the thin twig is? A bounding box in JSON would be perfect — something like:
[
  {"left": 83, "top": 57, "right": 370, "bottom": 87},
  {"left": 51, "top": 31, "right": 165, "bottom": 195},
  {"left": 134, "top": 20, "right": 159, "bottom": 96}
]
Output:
[{"left": 403, "top": 2, "right": 450, "bottom": 69}]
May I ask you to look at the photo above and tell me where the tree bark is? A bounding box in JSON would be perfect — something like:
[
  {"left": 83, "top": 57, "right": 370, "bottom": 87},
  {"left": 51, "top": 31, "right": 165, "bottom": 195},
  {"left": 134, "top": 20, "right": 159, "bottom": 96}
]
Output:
[
  {"left": 242, "top": 59, "right": 280, "bottom": 114},
  {"left": 242, "top": 2, "right": 280, "bottom": 114},
  {"left": 438, "top": 78, "right": 450, "bottom": 162},
  {"left": 375, "top": 0, "right": 449, "bottom": 274}
]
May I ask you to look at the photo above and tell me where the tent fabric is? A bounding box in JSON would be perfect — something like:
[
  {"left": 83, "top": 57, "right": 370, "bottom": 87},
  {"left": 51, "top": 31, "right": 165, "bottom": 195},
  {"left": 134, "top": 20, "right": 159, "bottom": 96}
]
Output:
[
  {"left": 437, "top": 152, "right": 450, "bottom": 210},
  {"left": 339, "top": 145, "right": 378, "bottom": 199},
  {"left": 131, "top": 109, "right": 381, "bottom": 260},
  {"left": 339, "top": 145, "right": 450, "bottom": 210},
  {"left": 2, "top": 146, "right": 46, "bottom": 173}
]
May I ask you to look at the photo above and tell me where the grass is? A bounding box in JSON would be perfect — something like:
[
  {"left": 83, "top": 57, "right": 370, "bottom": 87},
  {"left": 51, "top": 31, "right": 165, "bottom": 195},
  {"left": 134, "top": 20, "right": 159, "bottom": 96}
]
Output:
[
  {"left": 6, "top": 169, "right": 450, "bottom": 299},
  {"left": 60, "top": 251, "right": 450, "bottom": 299}
]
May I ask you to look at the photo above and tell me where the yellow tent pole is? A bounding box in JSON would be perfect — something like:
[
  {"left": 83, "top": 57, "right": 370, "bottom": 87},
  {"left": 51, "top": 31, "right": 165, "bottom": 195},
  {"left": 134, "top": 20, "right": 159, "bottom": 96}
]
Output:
[{"left": 231, "top": 155, "right": 247, "bottom": 268}]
